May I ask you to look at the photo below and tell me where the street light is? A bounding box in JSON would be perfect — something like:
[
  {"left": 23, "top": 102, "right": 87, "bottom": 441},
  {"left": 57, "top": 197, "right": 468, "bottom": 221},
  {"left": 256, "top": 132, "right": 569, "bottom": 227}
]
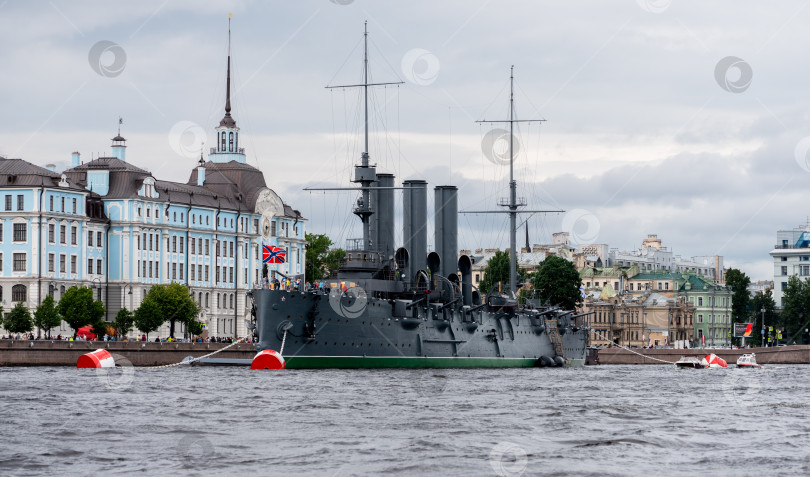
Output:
[{"left": 761, "top": 307, "right": 766, "bottom": 348}]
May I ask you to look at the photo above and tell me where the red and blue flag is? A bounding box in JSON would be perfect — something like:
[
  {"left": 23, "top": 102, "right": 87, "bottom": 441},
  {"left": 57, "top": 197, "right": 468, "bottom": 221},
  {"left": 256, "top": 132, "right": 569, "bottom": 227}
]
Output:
[{"left": 263, "top": 245, "right": 286, "bottom": 264}]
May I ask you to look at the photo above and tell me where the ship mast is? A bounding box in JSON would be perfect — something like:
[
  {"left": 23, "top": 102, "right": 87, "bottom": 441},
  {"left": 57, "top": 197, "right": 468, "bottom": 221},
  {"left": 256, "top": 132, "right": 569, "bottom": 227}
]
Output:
[
  {"left": 314, "top": 22, "right": 403, "bottom": 250},
  {"left": 467, "top": 66, "right": 561, "bottom": 296}
]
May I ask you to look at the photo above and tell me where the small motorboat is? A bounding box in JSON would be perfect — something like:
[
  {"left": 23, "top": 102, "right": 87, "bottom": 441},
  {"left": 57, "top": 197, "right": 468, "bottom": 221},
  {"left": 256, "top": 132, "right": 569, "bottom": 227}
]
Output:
[
  {"left": 675, "top": 356, "right": 705, "bottom": 368},
  {"left": 736, "top": 353, "right": 761, "bottom": 368}
]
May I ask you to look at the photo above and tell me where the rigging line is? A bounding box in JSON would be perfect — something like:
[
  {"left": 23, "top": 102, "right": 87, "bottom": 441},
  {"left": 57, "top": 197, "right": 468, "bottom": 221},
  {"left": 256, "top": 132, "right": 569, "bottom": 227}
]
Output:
[
  {"left": 325, "top": 34, "right": 364, "bottom": 87},
  {"left": 367, "top": 35, "right": 405, "bottom": 83},
  {"left": 515, "top": 79, "right": 547, "bottom": 121},
  {"left": 478, "top": 77, "right": 510, "bottom": 121},
  {"left": 397, "top": 85, "right": 401, "bottom": 178}
]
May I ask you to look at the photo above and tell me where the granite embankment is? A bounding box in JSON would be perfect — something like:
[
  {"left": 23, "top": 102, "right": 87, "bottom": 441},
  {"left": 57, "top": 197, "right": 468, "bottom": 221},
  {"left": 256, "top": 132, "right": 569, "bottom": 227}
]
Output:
[
  {"left": 597, "top": 345, "right": 810, "bottom": 365},
  {"left": 0, "top": 340, "right": 256, "bottom": 366}
]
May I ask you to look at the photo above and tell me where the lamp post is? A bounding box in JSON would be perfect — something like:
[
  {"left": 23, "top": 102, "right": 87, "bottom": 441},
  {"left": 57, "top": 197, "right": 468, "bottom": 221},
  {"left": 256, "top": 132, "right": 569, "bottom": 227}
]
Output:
[
  {"left": 761, "top": 306, "right": 766, "bottom": 348},
  {"left": 90, "top": 277, "right": 101, "bottom": 303}
]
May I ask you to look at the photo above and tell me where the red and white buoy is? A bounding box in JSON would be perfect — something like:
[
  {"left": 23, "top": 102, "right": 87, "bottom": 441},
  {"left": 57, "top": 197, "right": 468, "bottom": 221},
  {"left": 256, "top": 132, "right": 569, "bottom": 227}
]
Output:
[
  {"left": 76, "top": 349, "right": 116, "bottom": 369},
  {"left": 251, "top": 349, "right": 285, "bottom": 370}
]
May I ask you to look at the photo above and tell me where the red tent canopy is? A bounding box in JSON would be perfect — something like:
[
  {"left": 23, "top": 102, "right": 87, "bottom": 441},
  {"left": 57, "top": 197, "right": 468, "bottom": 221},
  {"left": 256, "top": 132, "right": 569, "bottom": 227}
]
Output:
[{"left": 77, "top": 326, "right": 96, "bottom": 340}]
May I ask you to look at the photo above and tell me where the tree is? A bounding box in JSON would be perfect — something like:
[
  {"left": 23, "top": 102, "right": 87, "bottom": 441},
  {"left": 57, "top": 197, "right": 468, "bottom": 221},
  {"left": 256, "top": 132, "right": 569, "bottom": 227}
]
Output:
[
  {"left": 530, "top": 255, "right": 583, "bottom": 311},
  {"left": 749, "top": 289, "right": 778, "bottom": 346},
  {"left": 112, "top": 307, "right": 135, "bottom": 339},
  {"left": 305, "top": 233, "right": 334, "bottom": 281},
  {"left": 725, "top": 268, "right": 751, "bottom": 325},
  {"left": 478, "top": 250, "right": 525, "bottom": 294},
  {"left": 781, "top": 276, "right": 810, "bottom": 343},
  {"left": 33, "top": 295, "right": 62, "bottom": 339},
  {"left": 134, "top": 299, "right": 163, "bottom": 340},
  {"left": 140, "top": 283, "right": 199, "bottom": 338},
  {"left": 5, "top": 302, "right": 34, "bottom": 335},
  {"left": 57, "top": 286, "right": 105, "bottom": 339},
  {"left": 324, "top": 248, "right": 346, "bottom": 278},
  {"left": 187, "top": 319, "right": 204, "bottom": 337}
]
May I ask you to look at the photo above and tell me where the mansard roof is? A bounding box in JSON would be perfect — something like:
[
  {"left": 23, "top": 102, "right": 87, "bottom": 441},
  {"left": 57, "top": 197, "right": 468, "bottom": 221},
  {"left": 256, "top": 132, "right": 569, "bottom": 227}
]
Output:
[{"left": 0, "top": 157, "right": 85, "bottom": 191}]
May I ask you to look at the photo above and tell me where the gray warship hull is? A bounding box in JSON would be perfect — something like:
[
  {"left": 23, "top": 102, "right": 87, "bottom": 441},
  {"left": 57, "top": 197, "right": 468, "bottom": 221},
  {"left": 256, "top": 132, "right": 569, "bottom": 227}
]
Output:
[{"left": 252, "top": 288, "right": 588, "bottom": 368}]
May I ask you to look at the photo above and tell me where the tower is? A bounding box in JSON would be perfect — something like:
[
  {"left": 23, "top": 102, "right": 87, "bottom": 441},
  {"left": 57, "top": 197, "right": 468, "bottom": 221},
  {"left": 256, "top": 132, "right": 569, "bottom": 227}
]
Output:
[{"left": 210, "top": 14, "right": 246, "bottom": 164}]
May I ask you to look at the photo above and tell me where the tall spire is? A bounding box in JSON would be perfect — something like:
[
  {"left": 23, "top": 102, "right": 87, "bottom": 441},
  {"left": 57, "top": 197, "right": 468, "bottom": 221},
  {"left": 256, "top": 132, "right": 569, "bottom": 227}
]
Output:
[{"left": 219, "top": 13, "right": 236, "bottom": 128}]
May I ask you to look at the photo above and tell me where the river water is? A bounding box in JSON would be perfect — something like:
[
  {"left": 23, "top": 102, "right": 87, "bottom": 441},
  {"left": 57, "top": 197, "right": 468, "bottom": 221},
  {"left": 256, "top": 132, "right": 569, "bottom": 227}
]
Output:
[{"left": 1, "top": 364, "right": 809, "bottom": 476}]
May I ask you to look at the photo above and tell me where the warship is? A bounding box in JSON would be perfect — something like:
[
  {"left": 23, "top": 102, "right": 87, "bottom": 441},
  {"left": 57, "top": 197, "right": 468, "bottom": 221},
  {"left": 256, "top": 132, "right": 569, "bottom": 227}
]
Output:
[{"left": 248, "top": 24, "right": 589, "bottom": 368}]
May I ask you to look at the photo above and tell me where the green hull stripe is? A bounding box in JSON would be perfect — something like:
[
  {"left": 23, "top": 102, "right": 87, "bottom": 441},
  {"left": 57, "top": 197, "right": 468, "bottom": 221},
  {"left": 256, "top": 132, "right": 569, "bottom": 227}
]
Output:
[{"left": 284, "top": 356, "right": 538, "bottom": 369}]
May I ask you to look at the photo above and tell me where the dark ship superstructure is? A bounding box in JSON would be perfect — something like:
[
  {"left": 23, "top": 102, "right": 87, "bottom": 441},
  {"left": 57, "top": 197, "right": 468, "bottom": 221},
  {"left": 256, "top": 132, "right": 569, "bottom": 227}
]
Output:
[{"left": 248, "top": 24, "right": 589, "bottom": 368}]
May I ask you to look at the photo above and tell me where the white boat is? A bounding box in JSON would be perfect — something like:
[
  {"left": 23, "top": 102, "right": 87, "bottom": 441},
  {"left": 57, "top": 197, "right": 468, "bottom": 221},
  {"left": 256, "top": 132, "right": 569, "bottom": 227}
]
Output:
[
  {"left": 736, "top": 353, "right": 761, "bottom": 368},
  {"left": 675, "top": 356, "right": 705, "bottom": 369}
]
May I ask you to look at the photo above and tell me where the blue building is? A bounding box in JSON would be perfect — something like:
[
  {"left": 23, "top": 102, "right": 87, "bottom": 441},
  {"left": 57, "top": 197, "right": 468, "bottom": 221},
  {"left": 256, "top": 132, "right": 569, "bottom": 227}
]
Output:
[{"left": 0, "top": 43, "right": 305, "bottom": 339}]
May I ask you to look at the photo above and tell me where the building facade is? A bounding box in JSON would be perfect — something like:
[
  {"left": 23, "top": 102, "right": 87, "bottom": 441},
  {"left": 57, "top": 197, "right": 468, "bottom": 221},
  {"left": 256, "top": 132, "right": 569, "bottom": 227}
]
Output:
[
  {"left": 769, "top": 223, "right": 810, "bottom": 307},
  {"left": 0, "top": 45, "right": 305, "bottom": 339}
]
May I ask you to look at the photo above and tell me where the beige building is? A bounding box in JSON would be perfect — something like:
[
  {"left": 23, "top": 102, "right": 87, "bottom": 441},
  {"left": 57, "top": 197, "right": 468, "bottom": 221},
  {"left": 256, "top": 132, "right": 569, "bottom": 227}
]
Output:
[{"left": 581, "top": 291, "right": 695, "bottom": 348}]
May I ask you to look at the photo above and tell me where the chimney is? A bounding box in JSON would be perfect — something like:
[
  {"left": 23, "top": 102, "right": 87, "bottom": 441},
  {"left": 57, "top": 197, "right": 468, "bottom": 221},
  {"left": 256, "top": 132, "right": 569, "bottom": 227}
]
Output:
[
  {"left": 403, "top": 179, "right": 427, "bottom": 284},
  {"left": 434, "top": 185, "right": 458, "bottom": 278},
  {"left": 71, "top": 152, "right": 80, "bottom": 168}
]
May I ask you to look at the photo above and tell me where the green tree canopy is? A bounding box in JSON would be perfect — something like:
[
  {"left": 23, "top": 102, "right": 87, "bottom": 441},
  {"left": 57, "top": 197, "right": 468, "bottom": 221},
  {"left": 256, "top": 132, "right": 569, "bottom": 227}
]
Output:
[
  {"left": 140, "top": 283, "right": 199, "bottom": 338},
  {"left": 57, "top": 286, "right": 105, "bottom": 338},
  {"left": 112, "top": 307, "right": 135, "bottom": 338},
  {"left": 324, "top": 248, "right": 346, "bottom": 279},
  {"left": 134, "top": 299, "right": 163, "bottom": 339},
  {"left": 781, "top": 276, "right": 810, "bottom": 342},
  {"left": 478, "top": 250, "right": 525, "bottom": 294},
  {"left": 530, "top": 255, "right": 583, "bottom": 311},
  {"left": 33, "top": 295, "right": 62, "bottom": 339},
  {"left": 187, "top": 319, "right": 204, "bottom": 337},
  {"left": 5, "top": 302, "right": 34, "bottom": 335},
  {"left": 749, "top": 289, "right": 778, "bottom": 346},
  {"left": 305, "top": 233, "right": 334, "bottom": 281},
  {"left": 725, "top": 268, "right": 751, "bottom": 325}
]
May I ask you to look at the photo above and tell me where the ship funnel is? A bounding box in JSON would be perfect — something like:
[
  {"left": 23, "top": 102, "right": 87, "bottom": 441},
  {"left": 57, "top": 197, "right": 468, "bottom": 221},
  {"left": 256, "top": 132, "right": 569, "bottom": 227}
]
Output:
[
  {"left": 403, "top": 179, "right": 427, "bottom": 285},
  {"left": 370, "top": 173, "right": 395, "bottom": 258},
  {"left": 458, "top": 254, "right": 472, "bottom": 306},
  {"left": 434, "top": 186, "right": 458, "bottom": 279}
]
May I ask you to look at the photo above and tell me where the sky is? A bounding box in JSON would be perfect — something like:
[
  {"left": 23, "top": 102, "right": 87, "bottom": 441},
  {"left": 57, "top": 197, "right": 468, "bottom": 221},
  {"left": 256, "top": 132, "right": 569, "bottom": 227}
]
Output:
[{"left": 2, "top": 0, "right": 809, "bottom": 281}]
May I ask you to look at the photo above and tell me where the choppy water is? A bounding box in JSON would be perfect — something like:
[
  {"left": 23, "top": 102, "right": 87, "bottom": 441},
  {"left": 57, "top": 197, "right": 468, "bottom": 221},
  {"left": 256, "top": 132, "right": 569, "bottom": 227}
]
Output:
[{"left": 1, "top": 364, "right": 809, "bottom": 476}]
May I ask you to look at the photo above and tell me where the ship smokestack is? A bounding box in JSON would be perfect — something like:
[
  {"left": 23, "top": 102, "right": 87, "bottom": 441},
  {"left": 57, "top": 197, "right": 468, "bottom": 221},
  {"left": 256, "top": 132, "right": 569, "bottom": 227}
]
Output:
[
  {"left": 403, "top": 179, "right": 427, "bottom": 284},
  {"left": 434, "top": 186, "right": 458, "bottom": 279},
  {"left": 370, "top": 173, "right": 395, "bottom": 258}
]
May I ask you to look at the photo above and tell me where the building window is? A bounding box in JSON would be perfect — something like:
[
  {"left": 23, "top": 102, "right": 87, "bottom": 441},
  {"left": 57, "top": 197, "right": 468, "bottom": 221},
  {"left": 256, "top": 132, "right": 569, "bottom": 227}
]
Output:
[
  {"left": 173, "top": 212, "right": 177, "bottom": 222},
  {"left": 781, "top": 257, "right": 788, "bottom": 262},
  {"left": 198, "top": 265, "right": 202, "bottom": 282},
  {"left": 230, "top": 293, "right": 234, "bottom": 309},
  {"left": 149, "top": 234, "right": 153, "bottom": 251},
  {"left": 698, "top": 314, "right": 703, "bottom": 323},
  {"left": 70, "top": 255, "right": 76, "bottom": 274},
  {"left": 155, "top": 235, "right": 159, "bottom": 252},
  {"left": 230, "top": 242, "right": 234, "bottom": 257},
  {"left": 149, "top": 262, "right": 153, "bottom": 278},
  {"left": 16, "top": 194, "right": 23, "bottom": 211},
  {"left": 229, "top": 267, "right": 234, "bottom": 283},
  {"left": 271, "top": 221, "right": 277, "bottom": 237},
  {"left": 172, "top": 236, "right": 177, "bottom": 253},
  {"left": 191, "top": 264, "right": 196, "bottom": 281},
  {"left": 205, "top": 265, "right": 209, "bottom": 282},
  {"left": 193, "top": 215, "right": 196, "bottom": 224},
  {"left": 205, "top": 239, "right": 210, "bottom": 256},
  {"left": 11, "top": 284, "right": 26, "bottom": 302},
  {"left": 48, "top": 254, "right": 54, "bottom": 272},
  {"left": 88, "top": 258, "right": 93, "bottom": 274},
  {"left": 61, "top": 197, "right": 65, "bottom": 212},
  {"left": 216, "top": 266, "right": 220, "bottom": 283},
  {"left": 206, "top": 216, "right": 209, "bottom": 226},
  {"left": 47, "top": 224, "right": 54, "bottom": 243},
  {"left": 97, "top": 231, "right": 102, "bottom": 247},
  {"left": 205, "top": 292, "right": 209, "bottom": 308},
  {"left": 698, "top": 297, "right": 703, "bottom": 306},
  {"left": 49, "top": 196, "right": 54, "bottom": 211},
  {"left": 179, "top": 265, "right": 183, "bottom": 280},
  {"left": 13, "top": 253, "right": 25, "bottom": 272},
  {"left": 191, "top": 238, "right": 196, "bottom": 255},
  {"left": 88, "top": 230, "right": 93, "bottom": 247},
  {"left": 665, "top": 282, "right": 669, "bottom": 290},
  {"left": 181, "top": 213, "right": 184, "bottom": 223},
  {"left": 97, "top": 259, "right": 102, "bottom": 275},
  {"left": 782, "top": 282, "right": 788, "bottom": 291},
  {"left": 4, "top": 195, "right": 10, "bottom": 211},
  {"left": 60, "top": 254, "right": 66, "bottom": 273},
  {"left": 13, "top": 223, "right": 27, "bottom": 242},
  {"left": 147, "top": 208, "right": 151, "bottom": 218},
  {"left": 71, "top": 226, "right": 77, "bottom": 245},
  {"left": 59, "top": 225, "right": 66, "bottom": 244},
  {"left": 172, "top": 263, "right": 177, "bottom": 280},
  {"left": 143, "top": 261, "right": 146, "bottom": 278},
  {"left": 782, "top": 266, "right": 787, "bottom": 276},
  {"left": 221, "top": 132, "right": 226, "bottom": 151},
  {"left": 72, "top": 198, "right": 77, "bottom": 214},
  {"left": 179, "top": 237, "right": 184, "bottom": 254}
]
